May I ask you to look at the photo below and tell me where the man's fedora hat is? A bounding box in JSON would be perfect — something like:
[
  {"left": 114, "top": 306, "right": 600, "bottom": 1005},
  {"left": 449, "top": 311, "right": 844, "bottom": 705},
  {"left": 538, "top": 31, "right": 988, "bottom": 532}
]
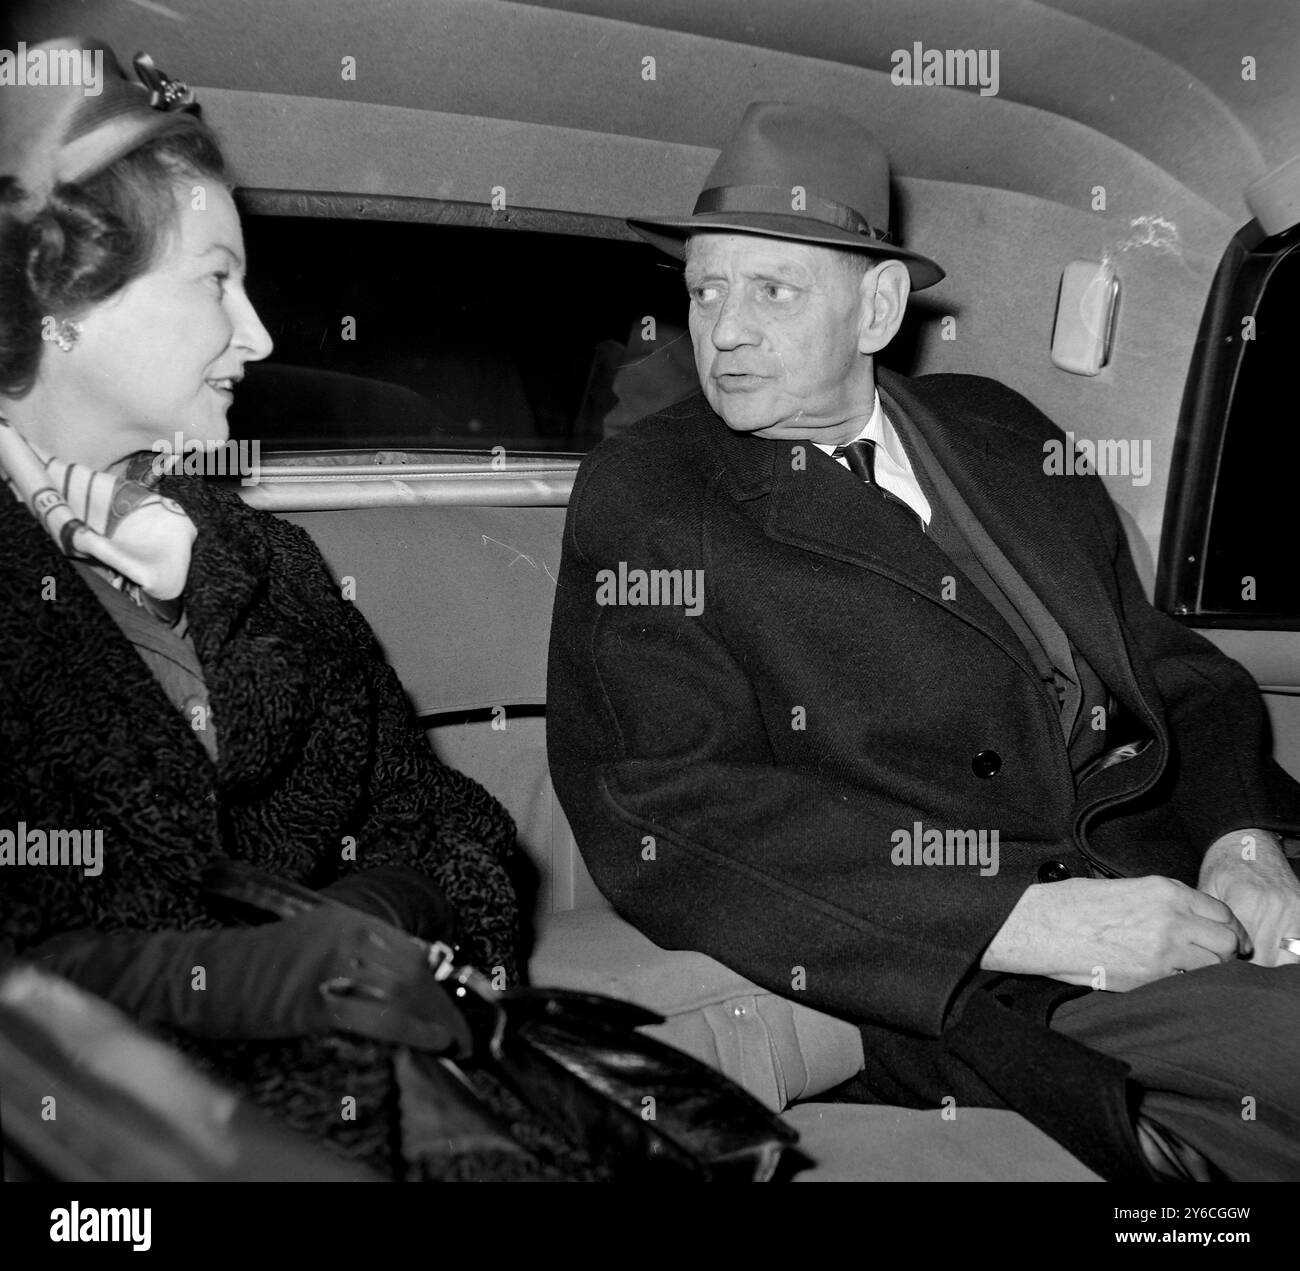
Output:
[
  {"left": 0, "top": 36, "right": 200, "bottom": 218},
  {"left": 629, "top": 100, "right": 944, "bottom": 290}
]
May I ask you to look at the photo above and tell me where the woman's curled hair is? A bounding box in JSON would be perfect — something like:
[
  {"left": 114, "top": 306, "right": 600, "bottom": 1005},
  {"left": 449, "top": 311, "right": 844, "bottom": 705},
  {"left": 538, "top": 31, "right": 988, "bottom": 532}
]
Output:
[{"left": 0, "top": 115, "right": 227, "bottom": 398}]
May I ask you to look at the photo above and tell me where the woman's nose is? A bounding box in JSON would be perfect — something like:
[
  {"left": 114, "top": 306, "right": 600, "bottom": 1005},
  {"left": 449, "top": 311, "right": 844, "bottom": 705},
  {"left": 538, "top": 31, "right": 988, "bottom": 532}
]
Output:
[{"left": 232, "top": 290, "right": 274, "bottom": 362}]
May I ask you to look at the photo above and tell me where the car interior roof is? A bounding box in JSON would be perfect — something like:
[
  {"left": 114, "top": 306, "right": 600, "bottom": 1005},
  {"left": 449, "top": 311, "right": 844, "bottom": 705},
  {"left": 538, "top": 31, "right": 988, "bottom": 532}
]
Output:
[{"left": 14, "top": 0, "right": 1298, "bottom": 218}]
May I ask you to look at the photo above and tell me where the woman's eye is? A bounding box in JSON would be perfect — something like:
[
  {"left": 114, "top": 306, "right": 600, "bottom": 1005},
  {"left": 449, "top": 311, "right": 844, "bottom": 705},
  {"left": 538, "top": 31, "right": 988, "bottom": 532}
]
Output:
[{"left": 209, "top": 271, "right": 230, "bottom": 294}]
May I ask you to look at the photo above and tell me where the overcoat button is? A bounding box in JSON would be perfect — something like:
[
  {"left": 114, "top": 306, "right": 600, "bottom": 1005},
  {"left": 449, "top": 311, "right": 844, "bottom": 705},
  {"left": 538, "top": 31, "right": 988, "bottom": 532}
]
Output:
[
  {"left": 1037, "top": 860, "right": 1073, "bottom": 883},
  {"left": 971, "top": 749, "right": 1001, "bottom": 778}
]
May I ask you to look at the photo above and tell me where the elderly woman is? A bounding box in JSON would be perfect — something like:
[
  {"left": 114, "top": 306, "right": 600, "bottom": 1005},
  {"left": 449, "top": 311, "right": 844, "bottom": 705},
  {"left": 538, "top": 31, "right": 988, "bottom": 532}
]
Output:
[{"left": 0, "top": 38, "right": 523, "bottom": 1178}]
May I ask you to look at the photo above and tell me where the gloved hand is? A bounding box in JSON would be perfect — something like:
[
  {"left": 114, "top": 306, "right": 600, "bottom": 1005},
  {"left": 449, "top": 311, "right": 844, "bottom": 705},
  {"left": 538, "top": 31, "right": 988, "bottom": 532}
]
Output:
[
  {"left": 29, "top": 906, "right": 473, "bottom": 1056},
  {"left": 319, "top": 866, "right": 461, "bottom": 946}
]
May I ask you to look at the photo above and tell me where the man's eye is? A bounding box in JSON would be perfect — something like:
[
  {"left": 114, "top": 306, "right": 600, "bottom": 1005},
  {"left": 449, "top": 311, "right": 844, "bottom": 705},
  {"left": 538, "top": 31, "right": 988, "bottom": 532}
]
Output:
[
  {"left": 759, "top": 283, "right": 796, "bottom": 302},
  {"left": 689, "top": 284, "right": 722, "bottom": 305}
]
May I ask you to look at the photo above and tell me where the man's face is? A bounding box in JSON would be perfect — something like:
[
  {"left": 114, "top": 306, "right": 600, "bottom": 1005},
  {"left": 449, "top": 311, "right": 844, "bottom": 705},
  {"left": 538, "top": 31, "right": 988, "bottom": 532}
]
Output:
[{"left": 684, "top": 232, "right": 875, "bottom": 441}]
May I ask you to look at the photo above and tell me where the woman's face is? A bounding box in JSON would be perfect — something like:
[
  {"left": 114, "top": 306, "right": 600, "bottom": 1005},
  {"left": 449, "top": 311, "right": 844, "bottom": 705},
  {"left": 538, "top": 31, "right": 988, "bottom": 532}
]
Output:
[{"left": 55, "top": 182, "right": 272, "bottom": 458}]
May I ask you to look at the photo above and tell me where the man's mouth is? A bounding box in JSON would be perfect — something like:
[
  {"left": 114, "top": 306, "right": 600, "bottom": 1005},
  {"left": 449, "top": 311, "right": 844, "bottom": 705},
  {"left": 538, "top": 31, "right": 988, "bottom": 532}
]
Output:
[
  {"left": 714, "top": 371, "right": 768, "bottom": 391},
  {"left": 206, "top": 376, "right": 242, "bottom": 398}
]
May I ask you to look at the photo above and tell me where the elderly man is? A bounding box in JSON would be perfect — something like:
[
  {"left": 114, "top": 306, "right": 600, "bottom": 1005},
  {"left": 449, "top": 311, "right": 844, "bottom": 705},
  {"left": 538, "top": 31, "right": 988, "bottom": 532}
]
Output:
[{"left": 547, "top": 102, "right": 1300, "bottom": 1181}]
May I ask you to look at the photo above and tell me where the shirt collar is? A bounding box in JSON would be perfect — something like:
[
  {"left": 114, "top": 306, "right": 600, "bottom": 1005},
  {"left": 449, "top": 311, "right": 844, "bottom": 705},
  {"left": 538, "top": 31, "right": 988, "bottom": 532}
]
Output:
[{"left": 811, "top": 389, "right": 907, "bottom": 465}]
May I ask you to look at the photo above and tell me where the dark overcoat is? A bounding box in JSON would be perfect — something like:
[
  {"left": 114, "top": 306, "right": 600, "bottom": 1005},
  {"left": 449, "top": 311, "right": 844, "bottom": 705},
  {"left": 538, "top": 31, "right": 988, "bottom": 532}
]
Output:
[
  {"left": 0, "top": 474, "right": 520, "bottom": 1173},
  {"left": 547, "top": 369, "right": 1300, "bottom": 1180}
]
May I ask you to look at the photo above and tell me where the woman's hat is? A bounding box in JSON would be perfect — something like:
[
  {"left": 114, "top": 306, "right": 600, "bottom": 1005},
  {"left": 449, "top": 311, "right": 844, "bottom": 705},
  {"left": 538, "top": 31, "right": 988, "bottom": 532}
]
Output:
[
  {"left": 628, "top": 101, "right": 944, "bottom": 290},
  {"left": 0, "top": 36, "right": 199, "bottom": 216}
]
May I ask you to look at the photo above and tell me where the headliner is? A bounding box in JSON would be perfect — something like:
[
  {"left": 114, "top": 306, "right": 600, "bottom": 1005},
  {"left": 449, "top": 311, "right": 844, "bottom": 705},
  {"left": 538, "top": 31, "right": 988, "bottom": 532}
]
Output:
[{"left": 6, "top": 0, "right": 1296, "bottom": 222}]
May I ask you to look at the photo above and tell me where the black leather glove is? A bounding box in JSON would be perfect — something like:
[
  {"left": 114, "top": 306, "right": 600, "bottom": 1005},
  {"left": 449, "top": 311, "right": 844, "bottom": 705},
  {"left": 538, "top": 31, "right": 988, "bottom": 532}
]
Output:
[
  {"left": 319, "top": 866, "right": 461, "bottom": 946},
  {"left": 29, "top": 906, "right": 473, "bottom": 1056}
]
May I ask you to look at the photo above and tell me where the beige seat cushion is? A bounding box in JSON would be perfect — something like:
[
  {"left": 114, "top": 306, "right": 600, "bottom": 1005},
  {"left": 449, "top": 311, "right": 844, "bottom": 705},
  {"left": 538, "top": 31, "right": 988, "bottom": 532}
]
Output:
[
  {"left": 784, "top": 1103, "right": 1102, "bottom": 1181},
  {"left": 530, "top": 906, "right": 866, "bottom": 1111}
]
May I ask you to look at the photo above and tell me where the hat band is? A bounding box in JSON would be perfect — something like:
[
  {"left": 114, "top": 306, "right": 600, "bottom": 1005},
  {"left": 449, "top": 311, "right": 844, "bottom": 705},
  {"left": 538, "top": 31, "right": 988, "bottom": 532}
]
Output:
[{"left": 693, "top": 184, "right": 892, "bottom": 243}]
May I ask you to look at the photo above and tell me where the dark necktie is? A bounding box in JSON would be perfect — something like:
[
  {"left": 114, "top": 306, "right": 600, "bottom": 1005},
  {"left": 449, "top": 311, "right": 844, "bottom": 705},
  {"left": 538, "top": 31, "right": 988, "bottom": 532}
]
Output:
[{"left": 833, "top": 438, "right": 925, "bottom": 531}]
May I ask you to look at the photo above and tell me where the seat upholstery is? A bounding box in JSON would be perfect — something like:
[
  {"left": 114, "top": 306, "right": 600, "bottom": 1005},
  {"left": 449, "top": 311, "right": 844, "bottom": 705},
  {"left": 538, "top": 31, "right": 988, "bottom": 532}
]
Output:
[
  {"left": 530, "top": 906, "right": 1100, "bottom": 1181},
  {"left": 784, "top": 1104, "right": 1100, "bottom": 1182}
]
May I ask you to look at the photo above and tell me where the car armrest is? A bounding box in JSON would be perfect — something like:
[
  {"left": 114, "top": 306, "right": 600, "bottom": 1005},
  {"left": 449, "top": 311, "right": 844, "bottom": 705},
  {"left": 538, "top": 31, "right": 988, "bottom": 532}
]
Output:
[{"left": 528, "top": 906, "right": 865, "bottom": 1111}]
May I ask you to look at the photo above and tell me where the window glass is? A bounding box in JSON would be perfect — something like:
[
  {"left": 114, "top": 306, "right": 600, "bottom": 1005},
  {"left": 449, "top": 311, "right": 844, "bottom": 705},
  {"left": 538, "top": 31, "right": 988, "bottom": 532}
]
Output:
[
  {"left": 1200, "top": 243, "right": 1300, "bottom": 617},
  {"left": 229, "top": 215, "right": 691, "bottom": 455}
]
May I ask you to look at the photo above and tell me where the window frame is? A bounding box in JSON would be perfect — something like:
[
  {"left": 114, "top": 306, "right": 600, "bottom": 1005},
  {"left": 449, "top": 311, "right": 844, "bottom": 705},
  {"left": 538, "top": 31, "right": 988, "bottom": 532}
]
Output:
[
  {"left": 1155, "top": 218, "right": 1300, "bottom": 630},
  {"left": 237, "top": 189, "right": 642, "bottom": 244}
]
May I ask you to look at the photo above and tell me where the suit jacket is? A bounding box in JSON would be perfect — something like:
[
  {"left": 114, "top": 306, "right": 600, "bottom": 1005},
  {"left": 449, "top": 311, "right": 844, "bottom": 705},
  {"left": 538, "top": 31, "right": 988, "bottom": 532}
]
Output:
[
  {"left": 547, "top": 369, "right": 1300, "bottom": 1180},
  {"left": 0, "top": 474, "right": 519, "bottom": 1173}
]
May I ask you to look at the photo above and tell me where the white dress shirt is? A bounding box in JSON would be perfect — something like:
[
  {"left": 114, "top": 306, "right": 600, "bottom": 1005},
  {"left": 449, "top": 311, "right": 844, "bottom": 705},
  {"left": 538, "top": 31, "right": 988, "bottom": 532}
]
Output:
[{"left": 813, "top": 390, "right": 933, "bottom": 527}]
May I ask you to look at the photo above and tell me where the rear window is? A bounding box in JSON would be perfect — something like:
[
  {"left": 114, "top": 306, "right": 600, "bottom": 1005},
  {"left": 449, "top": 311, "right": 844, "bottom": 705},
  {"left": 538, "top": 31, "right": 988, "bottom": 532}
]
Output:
[
  {"left": 1158, "top": 222, "right": 1300, "bottom": 627},
  {"left": 230, "top": 208, "right": 692, "bottom": 456},
  {"left": 1196, "top": 238, "right": 1300, "bottom": 619}
]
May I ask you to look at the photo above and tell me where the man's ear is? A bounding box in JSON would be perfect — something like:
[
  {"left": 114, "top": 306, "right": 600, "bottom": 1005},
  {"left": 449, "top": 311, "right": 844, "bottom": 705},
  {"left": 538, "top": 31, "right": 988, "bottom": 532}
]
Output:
[{"left": 856, "top": 259, "right": 911, "bottom": 354}]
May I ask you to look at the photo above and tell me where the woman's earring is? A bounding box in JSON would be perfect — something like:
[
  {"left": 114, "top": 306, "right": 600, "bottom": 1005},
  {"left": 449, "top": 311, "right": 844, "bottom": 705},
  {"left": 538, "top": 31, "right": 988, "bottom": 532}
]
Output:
[{"left": 54, "top": 319, "right": 81, "bottom": 352}]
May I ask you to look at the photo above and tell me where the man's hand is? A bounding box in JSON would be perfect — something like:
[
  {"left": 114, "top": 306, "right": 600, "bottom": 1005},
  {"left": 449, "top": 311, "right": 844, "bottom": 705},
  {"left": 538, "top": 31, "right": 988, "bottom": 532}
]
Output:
[
  {"left": 981, "top": 875, "right": 1248, "bottom": 991},
  {"left": 1199, "top": 829, "right": 1300, "bottom": 968}
]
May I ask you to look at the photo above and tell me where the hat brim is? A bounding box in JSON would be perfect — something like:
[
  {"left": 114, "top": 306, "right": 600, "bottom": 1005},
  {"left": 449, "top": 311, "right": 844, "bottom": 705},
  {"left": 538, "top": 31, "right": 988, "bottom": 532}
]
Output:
[{"left": 627, "top": 213, "right": 944, "bottom": 290}]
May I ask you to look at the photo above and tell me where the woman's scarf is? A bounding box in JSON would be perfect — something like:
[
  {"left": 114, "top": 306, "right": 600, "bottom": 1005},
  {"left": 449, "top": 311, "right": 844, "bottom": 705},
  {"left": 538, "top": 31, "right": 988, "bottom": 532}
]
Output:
[{"left": 0, "top": 416, "right": 196, "bottom": 617}]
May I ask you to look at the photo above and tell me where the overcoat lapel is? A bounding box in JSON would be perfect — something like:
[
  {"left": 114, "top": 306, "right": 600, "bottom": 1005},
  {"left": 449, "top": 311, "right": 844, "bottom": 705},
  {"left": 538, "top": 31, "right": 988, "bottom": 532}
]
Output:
[
  {"left": 702, "top": 396, "right": 1065, "bottom": 699},
  {"left": 877, "top": 371, "right": 1148, "bottom": 722},
  {"left": 697, "top": 373, "right": 1168, "bottom": 809},
  {"left": 2, "top": 479, "right": 295, "bottom": 801}
]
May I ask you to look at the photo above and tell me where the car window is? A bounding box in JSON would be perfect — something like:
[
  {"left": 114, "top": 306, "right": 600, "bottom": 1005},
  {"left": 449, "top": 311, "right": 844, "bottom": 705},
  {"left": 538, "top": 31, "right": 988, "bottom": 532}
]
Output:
[
  {"left": 229, "top": 206, "right": 691, "bottom": 457},
  {"left": 1199, "top": 241, "right": 1300, "bottom": 619},
  {"left": 1158, "top": 225, "right": 1300, "bottom": 627}
]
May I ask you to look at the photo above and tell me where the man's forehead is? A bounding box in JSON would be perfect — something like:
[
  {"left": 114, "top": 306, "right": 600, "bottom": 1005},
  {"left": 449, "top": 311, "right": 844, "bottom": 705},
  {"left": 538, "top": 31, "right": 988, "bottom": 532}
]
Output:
[{"left": 684, "top": 232, "right": 832, "bottom": 278}]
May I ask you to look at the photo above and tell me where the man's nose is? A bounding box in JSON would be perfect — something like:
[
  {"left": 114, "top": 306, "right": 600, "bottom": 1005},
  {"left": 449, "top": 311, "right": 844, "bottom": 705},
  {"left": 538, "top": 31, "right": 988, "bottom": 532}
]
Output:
[{"left": 709, "top": 291, "right": 759, "bottom": 349}]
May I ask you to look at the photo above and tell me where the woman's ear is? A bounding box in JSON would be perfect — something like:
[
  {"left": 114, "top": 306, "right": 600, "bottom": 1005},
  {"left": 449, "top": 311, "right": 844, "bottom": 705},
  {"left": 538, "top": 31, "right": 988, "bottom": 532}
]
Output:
[{"left": 857, "top": 260, "right": 911, "bottom": 354}]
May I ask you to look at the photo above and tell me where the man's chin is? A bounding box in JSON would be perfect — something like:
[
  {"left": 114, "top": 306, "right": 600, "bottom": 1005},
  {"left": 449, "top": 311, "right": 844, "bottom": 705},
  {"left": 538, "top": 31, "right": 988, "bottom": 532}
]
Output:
[
  {"left": 707, "top": 392, "right": 782, "bottom": 436},
  {"left": 712, "top": 406, "right": 816, "bottom": 441}
]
